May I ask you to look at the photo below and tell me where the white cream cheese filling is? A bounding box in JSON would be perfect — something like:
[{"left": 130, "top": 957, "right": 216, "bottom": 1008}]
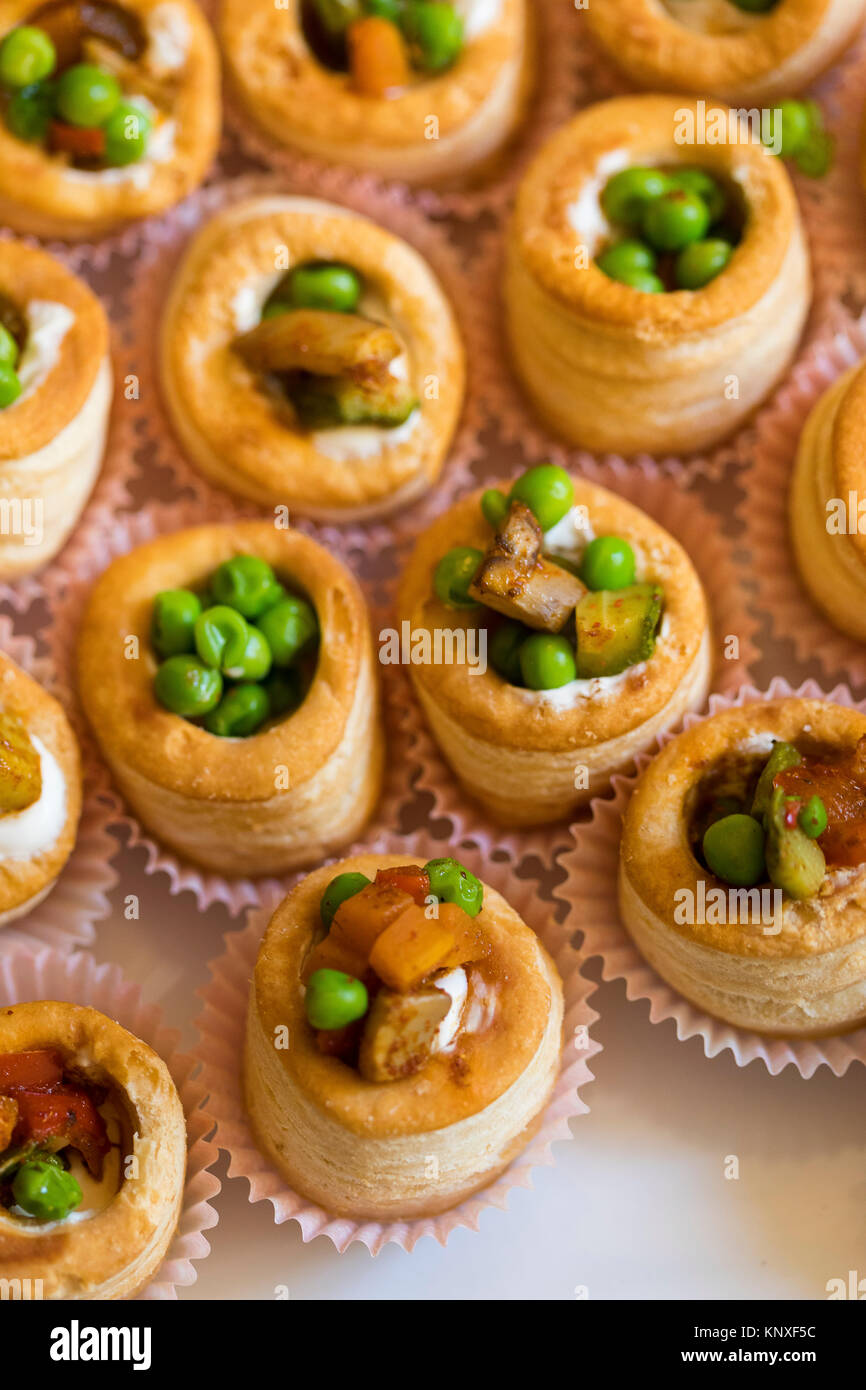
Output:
[
  {"left": 15, "top": 301, "right": 75, "bottom": 402},
  {"left": 453, "top": 0, "right": 504, "bottom": 41},
  {"left": 147, "top": 1, "right": 192, "bottom": 75},
  {"left": 0, "top": 735, "right": 67, "bottom": 862},
  {"left": 567, "top": 149, "right": 631, "bottom": 258},
  {"left": 431, "top": 966, "right": 469, "bottom": 1053}
]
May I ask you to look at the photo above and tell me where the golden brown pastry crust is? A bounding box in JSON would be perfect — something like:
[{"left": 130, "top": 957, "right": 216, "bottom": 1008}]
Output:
[
  {"left": 0, "top": 0, "right": 220, "bottom": 240},
  {"left": 0, "top": 1001, "right": 186, "bottom": 1299},
  {"left": 0, "top": 242, "right": 111, "bottom": 578},
  {"left": 76, "top": 520, "right": 384, "bottom": 875},
  {"left": 0, "top": 650, "right": 82, "bottom": 924},
  {"left": 585, "top": 0, "right": 866, "bottom": 105},
  {"left": 505, "top": 94, "right": 811, "bottom": 455},
  {"left": 619, "top": 698, "right": 866, "bottom": 1035},
  {"left": 159, "top": 195, "right": 465, "bottom": 521},
  {"left": 219, "top": 0, "right": 534, "bottom": 186},
  {"left": 791, "top": 362, "right": 866, "bottom": 643},
  {"left": 396, "top": 479, "right": 712, "bottom": 825},
  {"left": 244, "top": 853, "right": 564, "bottom": 1219}
]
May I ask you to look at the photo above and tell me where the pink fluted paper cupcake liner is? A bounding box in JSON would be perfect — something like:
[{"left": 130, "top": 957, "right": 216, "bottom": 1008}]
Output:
[
  {"left": 737, "top": 306, "right": 866, "bottom": 687},
  {"left": 0, "top": 945, "right": 220, "bottom": 1297},
  {"left": 217, "top": 0, "right": 587, "bottom": 222},
  {"left": 374, "top": 459, "right": 760, "bottom": 861},
  {"left": 194, "top": 829, "right": 598, "bottom": 1254},
  {"left": 41, "top": 498, "right": 440, "bottom": 915},
  {"left": 558, "top": 677, "right": 866, "bottom": 1078},
  {"left": 122, "top": 170, "right": 489, "bottom": 539},
  {"left": 0, "top": 617, "right": 117, "bottom": 954}
]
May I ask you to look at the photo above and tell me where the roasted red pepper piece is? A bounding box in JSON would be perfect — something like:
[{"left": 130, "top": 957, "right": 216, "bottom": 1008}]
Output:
[
  {"left": 13, "top": 1085, "right": 109, "bottom": 1178},
  {"left": 49, "top": 120, "right": 107, "bottom": 158},
  {"left": 0, "top": 1049, "right": 64, "bottom": 1093},
  {"left": 374, "top": 865, "right": 431, "bottom": 907}
]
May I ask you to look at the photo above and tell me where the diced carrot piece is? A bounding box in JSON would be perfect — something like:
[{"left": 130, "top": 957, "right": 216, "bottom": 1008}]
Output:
[
  {"left": 347, "top": 15, "right": 410, "bottom": 99},
  {"left": 331, "top": 881, "right": 414, "bottom": 958},
  {"left": 13, "top": 1086, "right": 110, "bottom": 1178},
  {"left": 369, "top": 902, "right": 483, "bottom": 993},
  {"left": 304, "top": 935, "right": 368, "bottom": 984},
  {"left": 49, "top": 121, "right": 106, "bottom": 158},
  {"left": 374, "top": 865, "right": 430, "bottom": 907}
]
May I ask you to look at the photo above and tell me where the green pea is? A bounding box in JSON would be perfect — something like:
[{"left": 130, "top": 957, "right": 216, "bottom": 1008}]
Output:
[
  {"left": 794, "top": 126, "right": 834, "bottom": 179},
  {"left": 305, "top": 968, "right": 369, "bottom": 1030},
  {"left": 204, "top": 683, "right": 270, "bottom": 737},
  {"left": 12, "top": 1158, "right": 82, "bottom": 1221},
  {"left": 194, "top": 605, "right": 250, "bottom": 672},
  {"left": 601, "top": 167, "right": 670, "bottom": 226},
  {"left": 320, "top": 870, "right": 372, "bottom": 928},
  {"left": 481, "top": 488, "right": 509, "bottom": 529},
  {"left": 286, "top": 262, "right": 362, "bottom": 314},
  {"left": 674, "top": 238, "right": 732, "bottom": 290},
  {"left": 151, "top": 589, "right": 202, "bottom": 658},
  {"left": 519, "top": 633, "right": 577, "bottom": 690},
  {"left": 102, "top": 101, "right": 151, "bottom": 167},
  {"left": 764, "top": 98, "right": 811, "bottom": 158},
  {"left": 609, "top": 268, "right": 665, "bottom": 294},
  {"left": 798, "top": 795, "right": 828, "bottom": 840},
  {"left": 55, "top": 63, "right": 120, "bottom": 127},
  {"left": 702, "top": 814, "right": 766, "bottom": 888},
  {"left": 223, "top": 624, "right": 272, "bottom": 682},
  {"left": 154, "top": 655, "right": 223, "bottom": 717},
  {"left": 596, "top": 239, "right": 656, "bottom": 283},
  {"left": 256, "top": 595, "right": 318, "bottom": 667},
  {"left": 0, "top": 324, "right": 18, "bottom": 368},
  {"left": 642, "top": 189, "right": 711, "bottom": 253},
  {"left": 433, "top": 546, "right": 483, "bottom": 609},
  {"left": 0, "top": 26, "right": 56, "bottom": 89},
  {"left": 668, "top": 168, "right": 726, "bottom": 223},
  {"left": 5, "top": 81, "right": 54, "bottom": 142},
  {"left": 425, "top": 856, "right": 483, "bottom": 916},
  {"left": 0, "top": 364, "right": 22, "bottom": 409},
  {"left": 489, "top": 620, "right": 526, "bottom": 685},
  {"left": 581, "top": 536, "right": 636, "bottom": 591},
  {"left": 211, "top": 555, "right": 284, "bottom": 618},
  {"left": 264, "top": 668, "right": 303, "bottom": 717},
  {"left": 509, "top": 463, "right": 574, "bottom": 532},
  {"left": 402, "top": 1, "right": 463, "bottom": 73}
]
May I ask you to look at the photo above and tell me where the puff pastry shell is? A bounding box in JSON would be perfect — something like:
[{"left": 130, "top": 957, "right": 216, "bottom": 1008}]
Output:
[
  {"left": 396, "top": 478, "right": 712, "bottom": 826},
  {"left": 219, "top": 0, "right": 534, "bottom": 186},
  {"left": 0, "top": 242, "right": 110, "bottom": 580},
  {"left": 505, "top": 95, "right": 811, "bottom": 456},
  {"left": 0, "top": 1001, "right": 186, "bottom": 1299},
  {"left": 619, "top": 698, "right": 866, "bottom": 1036},
  {"left": 244, "top": 853, "right": 564, "bottom": 1220},
  {"left": 0, "top": 0, "right": 220, "bottom": 240},
  {"left": 76, "top": 521, "right": 384, "bottom": 875},
  {"left": 159, "top": 195, "right": 465, "bottom": 521},
  {"left": 585, "top": 0, "right": 866, "bottom": 105}
]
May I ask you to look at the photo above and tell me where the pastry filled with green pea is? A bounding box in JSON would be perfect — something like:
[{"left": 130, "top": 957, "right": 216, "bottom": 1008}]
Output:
[
  {"left": 505, "top": 94, "right": 810, "bottom": 455},
  {"left": 0, "top": 1000, "right": 186, "bottom": 1299},
  {"left": 0, "top": 0, "right": 220, "bottom": 240},
  {"left": 244, "top": 851, "right": 564, "bottom": 1219},
  {"left": 160, "top": 195, "right": 464, "bottom": 521},
  {"left": 618, "top": 697, "right": 866, "bottom": 1036},
  {"left": 397, "top": 462, "right": 711, "bottom": 826},
  {"left": 584, "top": 0, "right": 866, "bottom": 107},
  {"left": 76, "top": 521, "right": 384, "bottom": 875},
  {"left": 218, "top": 0, "right": 534, "bottom": 186}
]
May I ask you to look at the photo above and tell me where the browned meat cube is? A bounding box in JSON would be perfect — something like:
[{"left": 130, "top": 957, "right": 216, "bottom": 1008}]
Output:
[
  {"left": 469, "top": 500, "right": 585, "bottom": 632},
  {"left": 234, "top": 310, "right": 402, "bottom": 378}
]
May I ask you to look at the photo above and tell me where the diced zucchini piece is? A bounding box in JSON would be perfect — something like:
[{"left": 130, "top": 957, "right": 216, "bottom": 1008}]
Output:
[
  {"left": 750, "top": 740, "right": 801, "bottom": 823},
  {"left": 764, "top": 786, "right": 826, "bottom": 901},
  {"left": 575, "top": 582, "right": 663, "bottom": 679},
  {"left": 287, "top": 369, "right": 417, "bottom": 428}
]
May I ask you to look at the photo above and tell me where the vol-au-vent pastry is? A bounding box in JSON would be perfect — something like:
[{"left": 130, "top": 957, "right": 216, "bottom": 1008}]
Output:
[
  {"left": 160, "top": 195, "right": 465, "bottom": 521},
  {"left": 584, "top": 0, "right": 866, "bottom": 105},
  {"left": 76, "top": 521, "right": 384, "bottom": 875},
  {"left": 505, "top": 94, "right": 811, "bottom": 456},
  {"left": 219, "top": 0, "right": 534, "bottom": 187},
  {"left": 0, "top": 649, "right": 82, "bottom": 928},
  {"left": 396, "top": 463, "right": 712, "bottom": 826},
  {"left": 0, "top": 1001, "right": 186, "bottom": 1298},
  {"left": 0, "top": 241, "right": 111, "bottom": 580},
  {"left": 0, "top": 0, "right": 221, "bottom": 240},
  {"left": 790, "top": 360, "right": 866, "bottom": 644},
  {"left": 244, "top": 852, "right": 564, "bottom": 1219},
  {"left": 619, "top": 698, "right": 866, "bottom": 1036}
]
